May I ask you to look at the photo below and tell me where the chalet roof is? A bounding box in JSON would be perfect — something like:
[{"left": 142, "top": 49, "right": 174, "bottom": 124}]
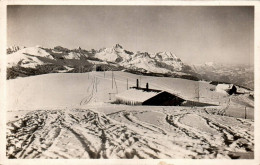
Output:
[
  {"left": 216, "top": 84, "right": 235, "bottom": 91},
  {"left": 215, "top": 83, "right": 236, "bottom": 95},
  {"left": 216, "top": 83, "right": 234, "bottom": 89},
  {"left": 115, "top": 88, "right": 160, "bottom": 103}
]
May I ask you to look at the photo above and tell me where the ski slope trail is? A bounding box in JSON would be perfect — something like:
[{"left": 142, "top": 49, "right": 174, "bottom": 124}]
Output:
[{"left": 6, "top": 108, "right": 254, "bottom": 159}]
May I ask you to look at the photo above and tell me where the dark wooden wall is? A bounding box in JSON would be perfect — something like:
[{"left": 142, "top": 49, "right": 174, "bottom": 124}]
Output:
[{"left": 142, "top": 92, "right": 185, "bottom": 106}]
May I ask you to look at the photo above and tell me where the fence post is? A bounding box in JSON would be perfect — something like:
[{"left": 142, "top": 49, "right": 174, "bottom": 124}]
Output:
[
  {"left": 94, "top": 77, "right": 97, "bottom": 93},
  {"left": 127, "top": 78, "right": 128, "bottom": 90},
  {"left": 112, "top": 71, "right": 114, "bottom": 89},
  {"left": 245, "top": 107, "right": 247, "bottom": 119}
]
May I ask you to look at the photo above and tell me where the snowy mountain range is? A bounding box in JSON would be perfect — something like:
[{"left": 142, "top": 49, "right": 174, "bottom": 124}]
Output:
[
  {"left": 192, "top": 62, "right": 254, "bottom": 89},
  {"left": 6, "top": 44, "right": 254, "bottom": 89},
  {"left": 6, "top": 44, "right": 197, "bottom": 79}
]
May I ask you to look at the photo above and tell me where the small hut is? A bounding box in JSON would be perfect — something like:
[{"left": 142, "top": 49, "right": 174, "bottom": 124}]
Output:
[
  {"left": 115, "top": 88, "right": 185, "bottom": 106},
  {"left": 115, "top": 79, "right": 194, "bottom": 106},
  {"left": 115, "top": 88, "right": 159, "bottom": 105},
  {"left": 215, "top": 84, "right": 237, "bottom": 95}
]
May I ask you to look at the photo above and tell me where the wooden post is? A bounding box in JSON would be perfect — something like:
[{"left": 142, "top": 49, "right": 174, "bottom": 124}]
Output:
[
  {"left": 140, "top": 75, "right": 142, "bottom": 87},
  {"left": 245, "top": 107, "right": 247, "bottom": 119},
  {"left": 114, "top": 77, "right": 118, "bottom": 93},
  {"left": 127, "top": 78, "right": 128, "bottom": 90},
  {"left": 112, "top": 71, "right": 114, "bottom": 89}
]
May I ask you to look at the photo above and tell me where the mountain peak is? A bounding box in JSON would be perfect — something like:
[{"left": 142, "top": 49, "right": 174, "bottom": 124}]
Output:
[
  {"left": 7, "top": 45, "right": 26, "bottom": 54},
  {"left": 114, "top": 44, "right": 123, "bottom": 49},
  {"left": 205, "top": 62, "right": 214, "bottom": 67}
]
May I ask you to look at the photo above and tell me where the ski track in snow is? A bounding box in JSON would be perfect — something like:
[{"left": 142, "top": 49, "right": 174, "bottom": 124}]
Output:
[
  {"left": 80, "top": 78, "right": 96, "bottom": 105},
  {"left": 6, "top": 108, "right": 254, "bottom": 159},
  {"left": 6, "top": 72, "right": 254, "bottom": 159}
]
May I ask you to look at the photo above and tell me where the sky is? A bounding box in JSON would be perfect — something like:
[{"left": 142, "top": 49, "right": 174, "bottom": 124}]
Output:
[{"left": 7, "top": 5, "right": 254, "bottom": 65}]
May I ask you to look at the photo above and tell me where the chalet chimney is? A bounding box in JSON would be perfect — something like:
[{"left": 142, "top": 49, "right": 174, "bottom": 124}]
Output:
[
  {"left": 146, "top": 83, "right": 149, "bottom": 91},
  {"left": 136, "top": 79, "right": 139, "bottom": 88}
]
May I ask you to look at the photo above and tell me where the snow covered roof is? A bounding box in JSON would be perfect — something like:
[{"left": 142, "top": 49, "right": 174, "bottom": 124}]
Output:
[
  {"left": 216, "top": 84, "right": 234, "bottom": 89},
  {"left": 115, "top": 88, "right": 160, "bottom": 103},
  {"left": 215, "top": 84, "right": 235, "bottom": 94}
]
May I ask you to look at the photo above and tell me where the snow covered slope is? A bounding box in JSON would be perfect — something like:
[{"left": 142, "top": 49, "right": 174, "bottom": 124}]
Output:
[
  {"left": 7, "top": 47, "right": 54, "bottom": 68},
  {"left": 7, "top": 71, "right": 253, "bottom": 115},
  {"left": 96, "top": 44, "right": 186, "bottom": 74},
  {"left": 192, "top": 62, "right": 254, "bottom": 90},
  {"left": 6, "top": 44, "right": 253, "bottom": 90},
  {"left": 121, "top": 52, "right": 170, "bottom": 73},
  {"left": 7, "top": 45, "right": 26, "bottom": 54},
  {"left": 6, "top": 108, "right": 254, "bottom": 159},
  {"left": 6, "top": 71, "right": 254, "bottom": 159},
  {"left": 151, "top": 51, "right": 183, "bottom": 71},
  {"left": 63, "top": 52, "right": 81, "bottom": 60},
  {"left": 7, "top": 44, "right": 196, "bottom": 80},
  {"left": 7, "top": 44, "right": 184, "bottom": 74},
  {"left": 95, "top": 44, "right": 132, "bottom": 62}
]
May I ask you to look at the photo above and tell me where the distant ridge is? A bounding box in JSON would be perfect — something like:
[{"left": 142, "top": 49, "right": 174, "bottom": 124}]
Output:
[
  {"left": 6, "top": 44, "right": 253, "bottom": 89},
  {"left": 6, "top": 44, "right": 197, "bottom": 80}
]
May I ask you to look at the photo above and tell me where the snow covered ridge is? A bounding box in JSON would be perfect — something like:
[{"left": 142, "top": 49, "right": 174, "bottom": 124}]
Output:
[
  {"left": 7, "top": 47, "right": 54, "bottom": 68},
  {"left": 6, "top": 44, "right": 186, "bottom": 72},
  {"left": 6, "top": 44, "right": 254, "bottom": 90},
  {"left": 95, "top": 44, "right": 184, "bottom": 71},
  {"left": 192, "top": 62, "right": 254, "bottom": 90},
  {"left": 7, "top": 45, "right": 26, "bottom": 54},
  {"left": 7, "top": 44, "right": 197, "bottom": 80}
]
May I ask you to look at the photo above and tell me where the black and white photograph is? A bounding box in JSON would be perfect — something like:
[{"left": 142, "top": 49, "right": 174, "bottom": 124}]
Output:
[{"left": 1, "top": 1, "right": 259, "bottom": 164}]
